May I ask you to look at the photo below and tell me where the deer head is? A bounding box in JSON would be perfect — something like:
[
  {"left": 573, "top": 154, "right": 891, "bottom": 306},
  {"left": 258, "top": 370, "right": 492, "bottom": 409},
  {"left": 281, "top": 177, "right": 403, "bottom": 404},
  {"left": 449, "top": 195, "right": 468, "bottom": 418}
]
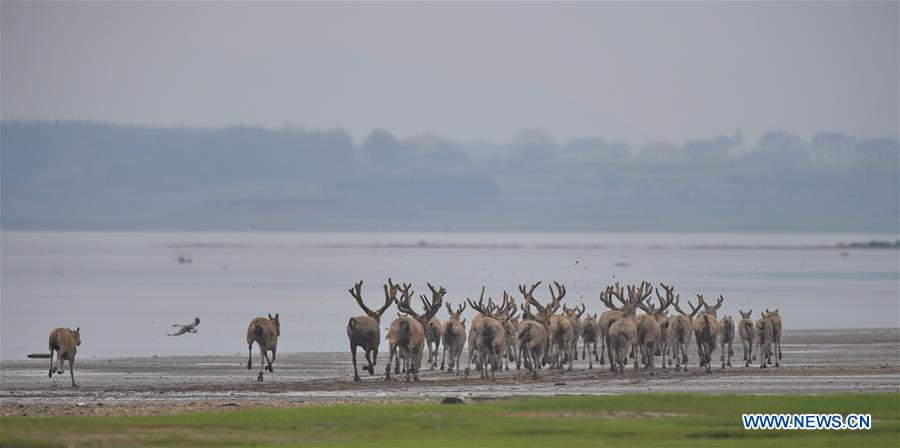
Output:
[
  {"left": 701, "top": 294, "right": 724, "bottom": 317},
  {"left": 267, "top": 313, "right": 281, "bottom": 336},
  {"left": 739, "top": 309, "right": 753, "bottom": 320},
  {"left": 445, "top": 301, "right": 467, "bottom": 322}
]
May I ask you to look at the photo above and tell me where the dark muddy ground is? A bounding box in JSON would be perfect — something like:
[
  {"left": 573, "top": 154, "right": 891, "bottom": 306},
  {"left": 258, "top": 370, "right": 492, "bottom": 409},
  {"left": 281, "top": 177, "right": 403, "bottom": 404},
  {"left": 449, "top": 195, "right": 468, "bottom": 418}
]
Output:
[{"left": 2, "top": 329, "right": 897, "bottom": 416}]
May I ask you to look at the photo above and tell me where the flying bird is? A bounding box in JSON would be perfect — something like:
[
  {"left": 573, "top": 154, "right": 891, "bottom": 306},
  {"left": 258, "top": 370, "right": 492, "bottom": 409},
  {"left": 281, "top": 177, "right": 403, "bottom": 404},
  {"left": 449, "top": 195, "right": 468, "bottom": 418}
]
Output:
[{"left": 167, "top": 317, "right": 200, "bottom": 336}]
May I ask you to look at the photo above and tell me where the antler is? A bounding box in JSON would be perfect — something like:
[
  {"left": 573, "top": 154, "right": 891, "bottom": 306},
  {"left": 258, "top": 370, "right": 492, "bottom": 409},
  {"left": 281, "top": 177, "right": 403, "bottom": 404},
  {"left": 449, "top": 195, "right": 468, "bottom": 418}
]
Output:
[
  {"left": 467, "top": 296, "right": 497, "bottom": 319},
  {"left": 349, "top": 280, "right": 375, "bottom": 316},
  {"left": 549, "top": 281, "right": 567, "bottom": 306},
  {"left": 599, "top": 288, "right": 621, "bottom": 311},
  {"left": 607, "top": 283, "right": 627, "bottom": 306},
  {"left": 714, "top": 294, "right": 724, "bottom": 310},
  {"left": 576, "top": 303, "right": 586, "bottom": 317},
  {"left": 394, "top": 282, "right": 420, "bottom": 319},
  {"left": 375, "top": 278, "right": 398, "bottom": 316}
]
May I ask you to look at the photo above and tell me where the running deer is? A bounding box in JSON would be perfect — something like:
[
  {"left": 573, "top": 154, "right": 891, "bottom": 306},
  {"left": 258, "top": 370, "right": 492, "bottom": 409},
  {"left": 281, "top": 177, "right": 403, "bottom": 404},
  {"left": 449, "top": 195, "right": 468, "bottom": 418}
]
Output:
[
  {"left": 48, "top": 327, "right": 81, "bottom": 387},
  {"left": 654, "top": 283, "right": 678, "bottom": 369},
  {"left": 598, "top": 283, "right": 626, "bottom": 365},
  {"left": 499, "top": 292, "right": 520, "bottom": 370},
  {"left": 347, "top": 279, "right": 396, "bottom": 381},
  {"left": 423, "top": 284, "right": 445, "bottom": 370},
  {"left": 467, "top": 293, "right": 508, "bottom": 380},
  {"left": 764, "top": 309, "right": 783, "bottom": 364},
  {"left": 517, "top": 282, "right": 550, "bottom": 379},
  {"left": 738, "top": 309, "right": 755, "bottom": 367},
  {"left": 670, "top": 294, "right": 699, "bottom": 372},
  {"left": 388, "top": 282, "right": 444, "bottom": 381},
  {"left": 440, "top": 301, "right": 467, "bottom": 374},
  {"left": 246, "top": 313, "right": 280, "bottom": 381},
  {"left": 545, "top": 282, "right": 575, "bottom": 370},
  {"left": 581, "top": 313, "right": 601, "bottom": 369},
  {"left": 719, "top": 314, "right": 735, "bottom": 368},
  {"left": 692, "top": 294, "right": 723, "bottom": 373},
  {"left": 608, "top": 281, "right": 652, "bottom": 374},
  {"left": 562, "top": 302, "right": 585, "bottom": 361},
  {"left": 635, "top": 285, "right": 673, "bottom": 371},
  {"left": 756, "top": 312, "right": 777, "bottom": 368}
]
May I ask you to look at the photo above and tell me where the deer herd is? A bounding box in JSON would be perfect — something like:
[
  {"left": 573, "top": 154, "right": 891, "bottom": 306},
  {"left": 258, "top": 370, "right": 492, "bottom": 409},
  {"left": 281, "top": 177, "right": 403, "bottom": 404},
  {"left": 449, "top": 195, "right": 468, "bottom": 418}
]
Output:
[
  {"left": 43, "top": 278, "right": 784, "bottom": 387},
  {"left": 346, "top": 279, "right": 785, "bottom": 382}
]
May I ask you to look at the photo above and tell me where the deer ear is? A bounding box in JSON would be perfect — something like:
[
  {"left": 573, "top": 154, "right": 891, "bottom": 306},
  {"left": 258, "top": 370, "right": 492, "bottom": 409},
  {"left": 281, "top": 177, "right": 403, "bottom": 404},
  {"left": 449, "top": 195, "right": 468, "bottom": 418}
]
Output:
[
  {"left": 268, "top": 313, "right": 273, "bottom": 319},
  {"left": 76, "top": 327, "right": 80, "bottom": 333},
  {"left": 275, "top": 313, "right": 279, "bottom": 319}
]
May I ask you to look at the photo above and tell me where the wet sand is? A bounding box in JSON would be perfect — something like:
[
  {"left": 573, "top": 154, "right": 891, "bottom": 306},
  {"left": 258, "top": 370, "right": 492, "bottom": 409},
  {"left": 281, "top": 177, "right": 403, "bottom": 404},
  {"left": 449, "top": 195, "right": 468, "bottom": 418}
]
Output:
[{"left": 2, "top": 329, "right": 898, "bottom": 416}]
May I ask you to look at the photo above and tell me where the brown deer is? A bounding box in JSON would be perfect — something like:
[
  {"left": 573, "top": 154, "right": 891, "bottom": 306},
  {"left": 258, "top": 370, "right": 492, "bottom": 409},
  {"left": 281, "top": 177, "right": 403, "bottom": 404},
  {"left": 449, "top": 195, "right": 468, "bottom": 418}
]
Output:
[
  {"left": 738, "top": 309, "right": 755, "bottom": 367},
  {"left": 440, "top": 301, "right": 467, "bottom": 374},
  {"left": 692, "top": 294, "right": 722, "bottom": 373},
  {"left": 246, "top": 313, "right": 280, "bottom": 381},
  {"left": 764, "top": 309, "right": 783, "bottom": 364},
  {"left": 545, "top": 282, "right": 574, "bottom": 370},
  {"left": 719, "top": 314, "right": 735, "bottom": 368},
  {"left": 635, "top": 285, "right": 673, "bottom": 371},
  {"left": 499, "top": 292, "right": 520, "bottom": 370},
  {"left": 467, "top": 293, "right": 508, "bottom": 380},
  {"left": 598, "top": 283, "right": 625, "bottom": 365},
  {"left": 670, "top": 294, "right": 699, "bottom": 372},
  {"left": 756, "top": 312, "right": 777, "bottom": 368},
  {"left": 607, "top": 282, "right": 652, "bottom": 374},
  {"left": 517, "top": 282, "right": 550, "bottom": 378},
  {"left": 346, "top": 279, "right": 396, "bottom": 381},
  {"left": 48, "top": 327, "right": 81, "bottom": 387},
  {"left": 654, "top": 284, "right": 678, "bottom": 369},
  {"left": 562, "top": 302, "right": 585, "bottom": 361},
  {"left": 581, "top": 313, "right": 600, "bottom": 369},
  {"left": 421, "top": 284, "right": 445, "bottom": 370},
  {"left": 388, "top": 282, "right": 444, "bottom": 381}
]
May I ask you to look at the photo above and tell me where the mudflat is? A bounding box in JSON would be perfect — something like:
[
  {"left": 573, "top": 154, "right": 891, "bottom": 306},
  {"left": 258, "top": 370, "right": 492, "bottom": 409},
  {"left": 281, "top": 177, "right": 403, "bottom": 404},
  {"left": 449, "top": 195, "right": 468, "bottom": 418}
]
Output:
[{"left": 2, "top": 328, "right": 897, "bottom": 417}]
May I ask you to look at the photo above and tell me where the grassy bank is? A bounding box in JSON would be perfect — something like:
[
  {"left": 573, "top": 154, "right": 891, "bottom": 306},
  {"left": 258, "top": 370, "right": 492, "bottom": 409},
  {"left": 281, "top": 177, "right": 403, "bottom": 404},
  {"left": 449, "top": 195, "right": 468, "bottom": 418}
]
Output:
[{"left": 2, "top": 393, "right": 898, "bottom": 447}]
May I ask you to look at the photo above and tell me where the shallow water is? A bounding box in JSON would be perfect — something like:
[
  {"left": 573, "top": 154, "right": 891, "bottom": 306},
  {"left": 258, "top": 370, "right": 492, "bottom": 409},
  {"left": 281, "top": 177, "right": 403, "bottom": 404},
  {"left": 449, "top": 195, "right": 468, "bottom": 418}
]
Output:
[{"left": 2, "top": 231, "right": 898, "bottom": 359}]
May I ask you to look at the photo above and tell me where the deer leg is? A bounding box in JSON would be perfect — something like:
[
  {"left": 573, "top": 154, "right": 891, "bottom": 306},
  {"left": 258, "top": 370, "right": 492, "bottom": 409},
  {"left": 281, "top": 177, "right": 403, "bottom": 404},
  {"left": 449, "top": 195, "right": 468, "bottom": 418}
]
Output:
[
  {"left": 258, "top": 348, "right": 266, "bottom": 381},
  {"left": 57, "top": 354, "right": 65, "bottom": 375},
  {"left": 247, "top": 343, "right": 253, "bottom": 370},
  {"left": 49, "top": 349, "right": 55, "bottom": 377},
  {"left": 68, "top": 358, "right": 77, "bottom": 387},
  {"left": 362, "top": 348, "right": 377, "bottom": 375},
  {"left": 385, "top": 345, "right": 394, "bottom": 381},
  {"left": 351, "top": 343, "right": 360, "bottom": 382},
  {"left": 268, "top": 348, "right": 276, "bottom": 372}
]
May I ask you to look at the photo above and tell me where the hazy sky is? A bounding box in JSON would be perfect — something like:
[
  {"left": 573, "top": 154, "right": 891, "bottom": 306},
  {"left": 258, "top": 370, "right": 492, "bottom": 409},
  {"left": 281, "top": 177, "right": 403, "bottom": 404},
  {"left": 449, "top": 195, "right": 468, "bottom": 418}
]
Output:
[{"left": 2, "top": 1, "right": 898, "bottom": 146}]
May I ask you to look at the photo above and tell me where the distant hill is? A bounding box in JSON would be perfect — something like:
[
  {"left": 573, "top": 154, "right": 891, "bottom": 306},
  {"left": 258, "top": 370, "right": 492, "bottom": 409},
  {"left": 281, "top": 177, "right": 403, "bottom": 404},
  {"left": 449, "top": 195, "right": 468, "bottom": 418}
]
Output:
[{"left": 2, "top": 121, "right": 897, "bottom": 232}]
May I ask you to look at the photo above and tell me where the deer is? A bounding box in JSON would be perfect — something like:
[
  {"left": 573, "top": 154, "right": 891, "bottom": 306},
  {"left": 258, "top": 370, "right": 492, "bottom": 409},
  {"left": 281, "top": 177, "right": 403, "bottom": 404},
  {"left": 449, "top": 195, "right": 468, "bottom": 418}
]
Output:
[
  {"left": 423, "top": 284, "right": 445, "bottom": 370},
  {"left": 440, "top": 301, "right": 467, "bottom": 374},
  {"left": 738, "top": 309, "right": 755, "bottom": 367},
  {"left": 545, "top": 282, "right": 575, "bottom": 370},
  {"left": 499, "top": 292, "right": 520, "bottom": 370},
  {"left": 346, "top": 279, "right": 396, "bottom": 381},
  {"left": 48, "top": 327, "right": 81, "bottom": 387},
  {"left": 719, "top": 314, "right": 735, "bottom": 368},
  {"left": 670, "top": 294, "right": 699, "bottom": 372},
  {"left": 764, "top": 309, "right": 783, "bottom": 364},
  {"left": 388, "top": 282, "right": 444, "bottom": 381},
  {"left": 467, "top": 292, "right": 508, "bottom": 380},
  {"left": 246, "top": 313, "right": 280, "bottom": 381},
  {"left": 581, "top": 313, "right": 600, "bottom": 369},
  {"left": 692, "top": 294, "right": 723, "bottom": 373},
  {"left": 562, "top": 302, "right": 585, "bottom": 361},
  {"left": 517, "top": 282, "right": 550, "bottom": 379},
  {"left": 756, "top": 312, "right": 776, "bottom": 368},
  {"left": 607, "top": 281, "right": 652, "bottom": 374},
  {"left": 654, "top": 283, "right": 678, "bottom": 369},
  {"left": 635, "top": 284, "right": 674, "bottom": 371},
  {"left": 598, "top": 283, "right": 625, "bottom": 365}
]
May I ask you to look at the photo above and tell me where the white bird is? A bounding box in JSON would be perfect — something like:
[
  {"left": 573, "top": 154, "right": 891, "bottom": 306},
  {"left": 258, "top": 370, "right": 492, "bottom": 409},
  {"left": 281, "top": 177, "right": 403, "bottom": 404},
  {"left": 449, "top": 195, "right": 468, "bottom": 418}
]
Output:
[{"left": 167, "top": 317, "right": 200, "bottom": 336}]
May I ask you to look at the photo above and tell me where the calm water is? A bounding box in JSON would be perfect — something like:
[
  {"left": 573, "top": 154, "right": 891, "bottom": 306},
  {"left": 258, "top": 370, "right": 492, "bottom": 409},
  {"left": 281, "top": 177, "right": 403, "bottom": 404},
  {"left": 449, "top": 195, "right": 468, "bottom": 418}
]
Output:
[{"left": 2, "top": 231, "right": 898, "bottom": 360}]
